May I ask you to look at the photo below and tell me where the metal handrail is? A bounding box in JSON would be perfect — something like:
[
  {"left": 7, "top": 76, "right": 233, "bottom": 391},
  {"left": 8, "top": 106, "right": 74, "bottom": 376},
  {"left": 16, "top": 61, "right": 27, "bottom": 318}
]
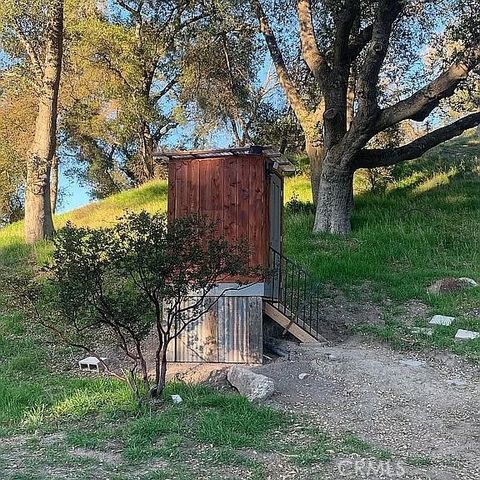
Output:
[{"left": 266, "top": 247, "right": 324, "bottom": 339}]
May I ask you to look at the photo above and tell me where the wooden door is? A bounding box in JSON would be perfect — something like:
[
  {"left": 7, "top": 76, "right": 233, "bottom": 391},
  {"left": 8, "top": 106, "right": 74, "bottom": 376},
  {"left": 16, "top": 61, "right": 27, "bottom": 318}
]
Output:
[{"left": 269, "top": 172, "right": 283, "bottom": 253}]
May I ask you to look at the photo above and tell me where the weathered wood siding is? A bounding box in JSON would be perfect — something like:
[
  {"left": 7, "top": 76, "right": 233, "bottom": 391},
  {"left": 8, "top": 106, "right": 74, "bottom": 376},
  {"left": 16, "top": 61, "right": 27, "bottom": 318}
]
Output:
[
  {"left": 167, "top": 296, "right": 263, "bottom": 363},
  {"left": 168, "top": 155, "right": 269, "bottom": 272}
]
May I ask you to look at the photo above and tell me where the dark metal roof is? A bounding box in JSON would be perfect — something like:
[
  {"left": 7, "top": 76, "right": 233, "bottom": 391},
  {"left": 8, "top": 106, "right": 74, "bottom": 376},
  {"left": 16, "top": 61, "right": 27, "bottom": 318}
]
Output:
[{"left": 154, "top": 145, "right": 296, "bottom": 173}]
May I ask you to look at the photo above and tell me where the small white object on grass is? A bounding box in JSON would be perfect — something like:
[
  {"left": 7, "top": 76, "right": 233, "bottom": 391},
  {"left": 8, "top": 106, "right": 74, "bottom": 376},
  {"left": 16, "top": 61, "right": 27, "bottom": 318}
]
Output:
[
  {"left": 78, "top": 356, "right": 107, "bottom": 372},
  {"left": 429, "top": 315, "right": 455, "bottom": 326},
  {"left": 171, "top": 394, "right": 183, "bottom": 404},
  {"left": 454, "top": 329, "right": 480, "bottom": 341},
  {"left": 298, "top": 373, "right": 309, "bottom": 380}
]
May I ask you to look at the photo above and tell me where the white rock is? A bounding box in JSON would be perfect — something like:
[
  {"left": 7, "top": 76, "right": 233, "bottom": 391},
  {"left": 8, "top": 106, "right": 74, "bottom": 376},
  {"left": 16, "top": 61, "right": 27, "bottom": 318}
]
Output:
[
  {"left": 171, "top": 394, "right": 183, "bottom": 404},
  {"left": 458, "top": 277, "right": 479, "bottom": 287},
  {"left": 227, "top": 366, "right": 275, "bottom": 402},
  {"left": 454, "top": 329, "right": 480, "bottom": 341},
  {"left": 298, "top": 373, "right": 310, "bottom": 380},
  {"left": 429, "top": 315, "right": 455, "bottom": 326},
  {"left": 411, "top": 327, "right": 433, "bottom": 336}
]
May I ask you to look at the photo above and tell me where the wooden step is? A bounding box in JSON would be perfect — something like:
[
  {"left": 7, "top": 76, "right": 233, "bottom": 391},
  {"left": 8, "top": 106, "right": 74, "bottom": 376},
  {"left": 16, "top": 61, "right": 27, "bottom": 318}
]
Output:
[{"left": 263, "top": 301, "right": 326, "bottom": 343}]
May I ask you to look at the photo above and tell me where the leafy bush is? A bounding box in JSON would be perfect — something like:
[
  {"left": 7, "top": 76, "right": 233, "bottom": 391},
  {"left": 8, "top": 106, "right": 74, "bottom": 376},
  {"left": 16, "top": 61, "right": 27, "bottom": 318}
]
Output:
[{"left": 26, "top": 211, "right": 256, "bottom": 401}]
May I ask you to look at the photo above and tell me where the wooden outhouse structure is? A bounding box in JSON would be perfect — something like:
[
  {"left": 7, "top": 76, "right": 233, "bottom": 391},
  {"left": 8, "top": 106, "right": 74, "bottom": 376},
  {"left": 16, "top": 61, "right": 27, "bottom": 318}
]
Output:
[{"left": 155, "top": 146, "right": 295, "bottom": 364}]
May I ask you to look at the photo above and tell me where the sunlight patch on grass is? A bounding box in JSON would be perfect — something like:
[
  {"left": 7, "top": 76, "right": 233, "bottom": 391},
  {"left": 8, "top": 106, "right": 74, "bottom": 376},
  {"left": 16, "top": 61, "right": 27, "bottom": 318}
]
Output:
[{"left": 411, "top": 171, "right": 451, "bottom": 195}]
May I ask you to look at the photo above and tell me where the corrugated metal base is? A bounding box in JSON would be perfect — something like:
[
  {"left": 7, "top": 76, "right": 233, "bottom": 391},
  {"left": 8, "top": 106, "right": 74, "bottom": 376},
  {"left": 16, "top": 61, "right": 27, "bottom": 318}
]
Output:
[{"left": 167, "top": 296, "right": 263, "bottom": 364}]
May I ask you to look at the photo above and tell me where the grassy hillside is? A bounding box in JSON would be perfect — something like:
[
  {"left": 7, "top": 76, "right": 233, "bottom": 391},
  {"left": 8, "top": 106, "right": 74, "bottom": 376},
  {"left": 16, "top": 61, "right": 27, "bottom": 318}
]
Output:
[
  {"left": 0, "top": 181, "right": 169, "bottom": 268},
  {"left": 0, "top": 136, "right": 479, "bottom": 478},
  {"left": 283, "top": 135, "right": 480, "bottom": 357},
  {"left": 1, "top": 137, "right": 479, "bottom": 322},
  {"left": 1, "top": 136, "right": 479, "bottom": 425},
  {"left": 285, "top": 171, "right": 480, "bottom": 305}
]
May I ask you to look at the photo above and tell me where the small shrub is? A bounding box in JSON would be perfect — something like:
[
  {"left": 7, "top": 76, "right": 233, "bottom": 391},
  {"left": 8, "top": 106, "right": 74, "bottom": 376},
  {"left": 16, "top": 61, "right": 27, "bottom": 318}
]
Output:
[{"left": 285, "top": 193, "right": 315, "bottom": 215}]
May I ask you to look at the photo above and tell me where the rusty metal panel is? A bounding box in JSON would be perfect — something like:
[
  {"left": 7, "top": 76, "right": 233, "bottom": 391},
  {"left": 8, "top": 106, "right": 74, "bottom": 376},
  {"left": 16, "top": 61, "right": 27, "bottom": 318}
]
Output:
[{"left": 168, "top": 296, "right": 263, "bottom": 364}]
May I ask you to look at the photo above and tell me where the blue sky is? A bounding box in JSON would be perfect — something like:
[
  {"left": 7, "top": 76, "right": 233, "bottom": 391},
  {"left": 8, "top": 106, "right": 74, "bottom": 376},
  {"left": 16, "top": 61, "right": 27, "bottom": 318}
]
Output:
[
  {"left": 58, "top": 127, "right": 235, "bottom": 213},
  {"left": 58, "top": 169, "right": 91, "bottom": 213}
]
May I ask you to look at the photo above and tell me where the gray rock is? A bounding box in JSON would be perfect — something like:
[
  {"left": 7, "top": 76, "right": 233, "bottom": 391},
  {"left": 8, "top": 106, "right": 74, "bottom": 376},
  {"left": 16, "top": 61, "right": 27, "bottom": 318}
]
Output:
[
  {"left": 227, "top": 366, "right": 275, "bottom": 402},
  {"left": 324, "top": 352, "right": 342, "bottom": 361},
  {"left": 298, "top": 373, "right": 310, "bottom": 380},
  {"left": 454, "top": 329, "right": 480, "bottom": 341},
  {"left": 458, "top": 277, "right": 478, "bottom": 287},
  {"left": 428, "top": 278, "right": 478, "bottom": 294},
  {"left": 429, "top": 315, "right": 455, "bottom": 326}
]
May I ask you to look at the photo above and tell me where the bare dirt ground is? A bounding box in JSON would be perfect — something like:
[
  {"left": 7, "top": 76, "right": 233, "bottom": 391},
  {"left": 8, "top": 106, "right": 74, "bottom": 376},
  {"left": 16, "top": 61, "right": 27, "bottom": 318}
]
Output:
[
  {"left": 1, "top": 336, "right": 478, "bottom": 479},
  {"left": 254, "top": 337, "right": 480, "bottom": 479}
]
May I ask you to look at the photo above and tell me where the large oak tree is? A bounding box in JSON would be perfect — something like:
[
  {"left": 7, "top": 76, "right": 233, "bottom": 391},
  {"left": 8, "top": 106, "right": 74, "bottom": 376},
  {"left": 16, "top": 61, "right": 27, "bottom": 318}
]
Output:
[{"left": 252, "top": 0, "right": 480, "bottom": 234}]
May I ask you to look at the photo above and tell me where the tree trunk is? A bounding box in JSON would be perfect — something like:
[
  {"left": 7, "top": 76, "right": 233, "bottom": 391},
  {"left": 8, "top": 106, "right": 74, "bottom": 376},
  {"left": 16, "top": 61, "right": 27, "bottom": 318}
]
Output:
[
  {"left": 24, "top": 0, "right": 64, "bottom": 244},
  {"left": 305, "top": 138, "right": 323, "bottom": 207},
  {"left": 152, "top": 344, "right": 168, "bottom": 398},
  {"left": 50, "top": 154, "right": 59, "bottom": 214},
  {"left": 313, "top": 159, "right": 354, "bottom": 235},
  {"left": 140, "top": 124, "right": 155, "bottom": 181}
]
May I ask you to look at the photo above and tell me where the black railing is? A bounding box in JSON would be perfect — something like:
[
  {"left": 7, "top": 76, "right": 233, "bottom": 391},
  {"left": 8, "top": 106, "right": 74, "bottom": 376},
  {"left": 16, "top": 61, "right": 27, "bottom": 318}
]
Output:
[{"left": 265, "top": 247, "right": 324, "bottom": 340}]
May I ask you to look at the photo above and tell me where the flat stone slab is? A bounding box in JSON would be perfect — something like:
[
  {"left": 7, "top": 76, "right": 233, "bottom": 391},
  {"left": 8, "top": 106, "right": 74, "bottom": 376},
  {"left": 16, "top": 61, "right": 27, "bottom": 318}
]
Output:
[
  {"left": 454, "top": 329, "right": 480, "bottom": 341},
  {"left": 429, "top": 315, "right": 455, "bottom": 326}
]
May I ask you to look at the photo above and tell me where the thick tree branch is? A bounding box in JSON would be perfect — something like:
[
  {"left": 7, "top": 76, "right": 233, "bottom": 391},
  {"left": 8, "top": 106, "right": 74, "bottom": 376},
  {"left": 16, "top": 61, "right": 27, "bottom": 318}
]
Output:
[
  {"left": 354, "top": 112, "right": 480, "bottom": 168},
  {"left": 333, "top": 0, "right": 360, "bottom": 71},
  {"left": 321, "top": 0, "right": 361, "bottom": 143},
  {"left": 349, "top": 24, "right": 374, "bottom": 60},
  {"left": 356, "top": 0, "right": 403, "bottom": 119},
  {"left": 251, "top": 0, "right": 311, "bottom": 125},
  {"left": 152, "top": 76, "right": 177, "bottom": 103},
  {"left": 14, "top": 21, "right": 44, "bottom": 81},
  {"left": 376, "top": 48, "right": 480, "bottom": 130},
  {"left": 297, "top": 0, "right": 330, "bottom": 84}
]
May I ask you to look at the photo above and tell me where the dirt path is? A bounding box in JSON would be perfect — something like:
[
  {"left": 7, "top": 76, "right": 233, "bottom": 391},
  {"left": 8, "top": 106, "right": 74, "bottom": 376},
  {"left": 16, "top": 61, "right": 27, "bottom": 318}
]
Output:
[
  {"left": 256, "top": 337, "right": 480, "bottom": 479},
  {"left": 1, "top": 338, "right": 478, "bottom": 479}
]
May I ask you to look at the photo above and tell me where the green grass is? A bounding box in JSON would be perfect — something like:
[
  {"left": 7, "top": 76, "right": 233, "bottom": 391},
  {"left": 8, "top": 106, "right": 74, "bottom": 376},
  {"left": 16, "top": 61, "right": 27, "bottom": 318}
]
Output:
[
  {"left": 0, "top": 180, "right": 170, "bottom": 431},
  {"left": 282, "top": 136, "right": 480, "bottom": 357},
  {"left": 120, "top": 383, "right": 286, "bottom": 461},
  {"left": 0, "top": 382, "right": 289, "bottom": 479},
  {"left": 0, "top": 180, "right": 168, "bottom": 267},
  {"left": 0, "top": 134, "right": 479, "bottom": 477},
  {"left": 285, "top": 173, "right": 480, "bottom": 303}
]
